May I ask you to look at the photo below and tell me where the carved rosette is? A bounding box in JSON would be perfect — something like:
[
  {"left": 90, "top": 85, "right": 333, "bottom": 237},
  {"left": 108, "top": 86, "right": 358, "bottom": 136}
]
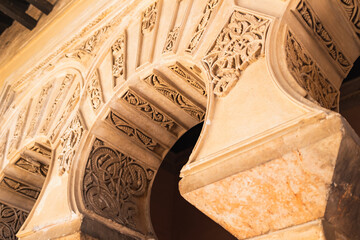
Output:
[
  {"left": 338, "top": 0, "right": 360, "bottom": 37},
  {"left": 82, "top": 139, "right": 154, "bottom": 229},
  {"left": 0, "top": 203, "right": 28, "bottom": 240},
  {"left": 58, "top": 114, "right": 84, "bottom": 175},
  {"left": 87, "top": 71, "right": 104, "bottom": 111},
  {"left": 285, "top": 30, "right": 339, "bottom": 111},
  {"left": 202, "top": 11, "right": 270, "bottom": 97},
  {"left": 111, "top": 34, "right": 126, "bottom": 87}
]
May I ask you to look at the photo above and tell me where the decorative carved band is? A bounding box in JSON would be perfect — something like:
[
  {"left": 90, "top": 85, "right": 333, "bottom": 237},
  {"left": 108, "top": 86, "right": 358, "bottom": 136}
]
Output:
[
  {"left": 186, "top": 0, "right": 221, "bottom": 53},
  {"left": 203, "top": 11, "right": 270, "bottom": 97},
  {"left": 87, "top": 70, "right": 104, "bottom": 111},
  {"left": 285, "top": 30, "right": 339, "bottom": 111},
  {"left": 28, "top": 143, "right": 52, "bottom": 159},
  {"left": 0, "top": 177, "right": 40, "bottom": 200},
  {"left": 82, "top": 139, "right": 154, "bottom": 228},
  {"left": 296, "top": 0, "right": 351, "bottom": 73},
  {"left": 338, "top": 0, "right": 360, "bottom": 38},
  {"left": 121, "top": 90, "right": 180, "bottom": 135},
  {"left": 141, "top": 1, "right": 158, "bottom": 34},
  {"left": 112, "top": 34, "right": 126, "bottom": 87},
  {"left": 143, "top": 74, "right": 205, "bottom": 121},
  {"left": 105, "top": 111, "right": 164, "bottom": 156},
  {"left": 168, "top": 62, "right": 207, "bottom": 96},
  {"left": 58, "top": 114, "right": 84, "bottom": 175},
  {"left": 15, "top": 157, "right": 48, "bottom": 177},
  {"left": 0, "top": 202, "right": 28, "bottom": 240}
]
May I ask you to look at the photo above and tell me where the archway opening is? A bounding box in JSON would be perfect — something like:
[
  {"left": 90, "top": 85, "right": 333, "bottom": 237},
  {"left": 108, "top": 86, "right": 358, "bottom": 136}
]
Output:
[{"left": 150, "top": 123, "right": 237, "bottom": 240}]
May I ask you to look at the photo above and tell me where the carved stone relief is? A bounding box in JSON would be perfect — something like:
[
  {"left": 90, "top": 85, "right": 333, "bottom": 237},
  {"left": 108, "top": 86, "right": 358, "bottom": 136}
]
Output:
[
  {"left": 296, "top": 0, "right": 351, "bottom": 73},
  {"left": 0, "top": 202, "right": 28, "bottom": 240},
  {"left": 41, "top": 74, "right": 74, "bottom": 134},
  {"left": 27, "top": 82, "right": 53, "bottom": 137},
  {"left": 82, "top": 139, "right": 154, "bottom": 229},
  {"left": 186, "top": 0, "right": 221, "bottom": 53},
  {"left": 202, "top": 10, "right": 270, "bottom": 97},
  {"left": 338, "top": 0, "right": 360, "bottom": 37},
  {"left": 121, "top": 90, "right": 180, "bottom": 135},
  {"left": 28, "top": 143, "right": 52, "bottom": 159},
  {"left": 0, "top": 177, "right": 40, "bottom": 200},
  {"left": 143, "top": 73, "right": 205, "bottom": 121},
  {"left": 58, "top": 114, "right": 84, "bottom": 175},
  {"left": 285, "top": 30, "right": 339, "bottom": 111},
  {"left": 141, "top": 1, "right": 158, "bottom": 34},
  {"left": 163, "top": 27, "right": 180, "bottom": 53},
  {"left": 87, "top": 71, "right": 104, "bottom": 111},
  {"left": 0, "top": 132, "right": 8, "bottom": 165},
  {"left": 111, "top": 34, "right": 126, "bottom": 87},
  {"left": 15, "top": 158, "right": 48, "bottom": 177},
  {"left": 105, "top": 111, "right": 165, "bottom": 156},
  {"left": 0, "top": 86, "right": 15, "bottom": 118},
  {"left": 50, "top": 84, "right": 81, "bottom": 142},
  {"left": 169, "top": 62, "right": 207, "bottom": 96}
]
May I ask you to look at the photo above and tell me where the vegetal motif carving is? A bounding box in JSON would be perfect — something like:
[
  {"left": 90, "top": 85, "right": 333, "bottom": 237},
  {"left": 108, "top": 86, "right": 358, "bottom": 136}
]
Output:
[
  {"left": 0, "top": 133, "right": 8, "bottom": 164},
  {"left": 203, "top": 11, "right": 270, "bottom": 97},
  {"left": 144, "top": 74, "right": 205, "bottom": 121},
  {"left": 141, "top": 2, "right": 158, "bottom": 34},
  {"left": 0, "top": 202, "right": 28, "bottom": 240},
  {"left": 297, "top": 0, "right": 351, "bottom": 73},
  {"left": 28, "top": 143, "right": 52, "bottom": 159},
  {"left": 0, "top": 87, "right": 14, "bottom": 118},
  {"left": 41, "top": 74, "right": 74, "bottom": 134},
  {"left": 338, "top": 0, "right": 360, "bottom": 37},
  {"left": 169, "top": 63, "right": 207, "bottom": 96},
  {"left": 66, "top": 25, "right": 110, "bottom": 60},
  {"left": 87, "top": 71, "right": 103, "bottom": 111},
  {"left": 50, "top": 84, "right": 80, "bottom": 142},
  {"left": 285, "top": 30, "right": 339, "bottom": 111},
  {"left": 163, "top": 27, "right": 180, "bottom": 53},
  {"left": 186, "top": 0, "right": 220, "bottom": 53},
  {"left": 58, "top": 114, "right": 84, "bottom": 175},
  {"left": 0, "top": 177, "right": 40, "bottom": 200},
  {"left": 111, "top": 34, "right": 126, "bottom": 87},
  {"left": 83, "top": 139, "right": 154, "bottom": 228},
  {"left": 122, "top": 90, "right": 178, "bottom": 134},
  {"left": 15, "top": 158, "right": 48, "bottom": 177},
  {"left": 8, "top": 104, "right": 30, "bottom": 156},
  {"left": 27, "top": 82, "right": 53, "bottom": 137},
  {"left": 106, "top": 111, "right": 163, "bottom": 156}
]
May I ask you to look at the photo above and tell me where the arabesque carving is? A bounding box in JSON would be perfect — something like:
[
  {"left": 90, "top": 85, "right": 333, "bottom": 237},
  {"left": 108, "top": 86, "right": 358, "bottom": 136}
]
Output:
[
  {"left": 58, "top": 114, "right": 84, "bottom": 175},
  {"left": 28, "top": 143, "right": 51, "bottom": 159},
  {"left": 122, "top": 90, "right": 179, "bottom": 134},
  {"left": 111, "top": 34, "right": 126, "bottom": 87},
  {"left": 141, "top": 2, "right": 158, "bottom": 34},
  {"left": 143, "top": 74, "right": 205, "bottom": 121},
  {"left": 87, "top": 71, "right": 104, "bottom": 111},
  {"left": 285, "top": 30, "right": 339, "bottom": 111},
  {"left": 0, "top": 133, "right": 8, "bottom": 164},
  {"left": 82, "top": 139, "right": 154, "bottom": 228},
  {"left": 41, "top": 74, "right": 74, "bottom": 134},
  {"left": 0, "top": 177, "right": 40, "bottom": 200},
  {"left": 338, "top": 0, "right": 360, "bottom": 37},
  {"left": 27, "top": 82, "right": 53, "bottom": 137},
  {"left": 105, "top": 111, "right": 164, "bottom": 156},
  {"left": 8, "top": 104, "right": 30, "bottom": 156},
  {"left": 0, "top": 87, "right": 14, "bottom": 118},
  {"left": 0, "top": 202, "right": 28, "bottom": 240},
  {"left": 163, "top": 27, "right": 180, "bottom": 53},
  {"left": 203, "top": 10, "right": 270, "bottom": 97},
  {"left": 169, "top": 63, "right": 207, "bottom": 96},
  {"left": 186, "top": 0, "right": 220, "bottom": 53},
  {"left": 297, "top": 0, "right": 351, "bottom": 73},
  {"left": 15, "top": 157, "right": 48, "bottom": 177}
]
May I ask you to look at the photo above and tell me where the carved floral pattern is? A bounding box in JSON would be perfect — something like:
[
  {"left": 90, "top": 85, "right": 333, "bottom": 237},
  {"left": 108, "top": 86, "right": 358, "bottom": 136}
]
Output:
[
  {"left": 143, "top": 74, "right": 205, "bottom": 121},
  {"left": 169, "top": 63, "right": 207, "bottom": 96},
  {"left": 8, "top": 104, "right": 30, "bottom": 156},
  {"left": 58, "top": 114, "right": 84, "bottom": 175},
  {"left": 186, "top": 0, "right": 220, "bottom": 53},
  {"left": 15, "top": 158, "right": 48, "bottom": 177},
  {"left": 111, "top": 35, "right": 126, "bottom": 86},
  {"left": 141, "top": 2, "right": 158, "bottom": 34},
  {"left": 203, "top": 11, "right": 270, "bottom": 96},
  {"left": 297, "top": 0, "right": 351, "bottom": 73},
  {"left": 87, "top": 71, "right": 103, "bottom": 111},
  {"left": 163, "top": 27, "right": 180, "bottom": 53},
  {"left": 83, "top": 139, "right": 154, "bottom": 228},
  {"left": 122, "top": 90, "right": 177, "bottom": 133},
  {"left": 0, "top": 202, "right": 28, "bottom": 240},
  {"left": 285, "top": 30, "right": 339, "bottom": 111},
  {"left": 0, "top": 177, "right": 40, "bottom": 200},
  {"left": 338, "top": 0, "right": 360, "bottom": 37}
]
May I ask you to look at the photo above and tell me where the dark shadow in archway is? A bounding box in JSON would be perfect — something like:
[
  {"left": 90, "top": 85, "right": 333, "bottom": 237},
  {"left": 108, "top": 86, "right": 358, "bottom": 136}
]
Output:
[{"left": 150, "top": 123, "right": 237, "bottom": 240}]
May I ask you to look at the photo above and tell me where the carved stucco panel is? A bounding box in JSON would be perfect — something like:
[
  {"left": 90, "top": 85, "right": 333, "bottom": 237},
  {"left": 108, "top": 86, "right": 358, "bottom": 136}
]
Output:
[
  {"left": 87, "top": 70, "right": 104, "bottom": 112},
  {"left": 0, "top": 202, "right": 28, "bottom": 240}
]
